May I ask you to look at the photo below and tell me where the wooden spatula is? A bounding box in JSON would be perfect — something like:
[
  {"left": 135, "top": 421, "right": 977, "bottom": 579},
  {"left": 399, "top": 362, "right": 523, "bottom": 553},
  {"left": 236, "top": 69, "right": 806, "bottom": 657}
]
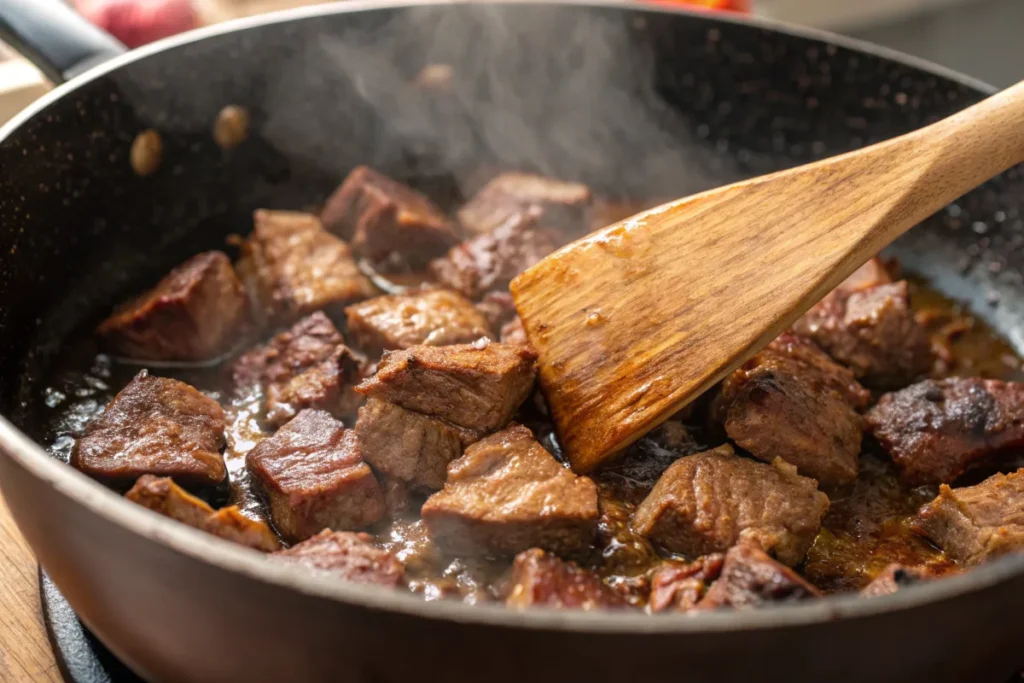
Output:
[{"left": 511, "top": 80, "right": 1024, "bottom": 474}]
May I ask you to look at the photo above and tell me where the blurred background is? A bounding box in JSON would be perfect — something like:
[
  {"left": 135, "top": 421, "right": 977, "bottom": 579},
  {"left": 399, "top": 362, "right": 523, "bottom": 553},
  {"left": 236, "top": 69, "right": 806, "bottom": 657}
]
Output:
[{"left": 0, "top": 0, "right": 1020, "bottom": 123}]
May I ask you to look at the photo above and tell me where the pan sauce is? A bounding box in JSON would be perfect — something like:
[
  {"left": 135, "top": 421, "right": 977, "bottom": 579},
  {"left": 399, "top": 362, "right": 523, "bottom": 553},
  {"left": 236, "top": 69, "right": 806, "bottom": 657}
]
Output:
[{"left": 32, "top": 199, "right": 1024, "bottom": 607}]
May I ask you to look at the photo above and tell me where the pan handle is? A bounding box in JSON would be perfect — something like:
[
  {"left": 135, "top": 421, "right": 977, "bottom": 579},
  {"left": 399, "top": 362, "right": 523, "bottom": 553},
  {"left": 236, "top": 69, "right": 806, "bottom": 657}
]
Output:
[{"left": 0, "top": 0, "right": 125, "bottom": 84}]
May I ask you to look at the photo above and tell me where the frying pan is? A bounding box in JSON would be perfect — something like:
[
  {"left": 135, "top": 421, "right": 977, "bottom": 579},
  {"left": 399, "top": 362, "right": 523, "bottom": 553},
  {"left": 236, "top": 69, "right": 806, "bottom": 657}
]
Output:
[{"left": 0, "top": 1, "right": 1023, "bottom": 681}]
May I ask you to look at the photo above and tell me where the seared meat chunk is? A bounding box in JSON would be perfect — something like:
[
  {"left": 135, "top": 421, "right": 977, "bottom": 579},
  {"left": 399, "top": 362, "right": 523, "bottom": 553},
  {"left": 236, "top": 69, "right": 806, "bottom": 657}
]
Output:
[
  {"left": 866, "top": 378, "right": 1024, "bottom": 485},
  {"left": 97, "top": 251, "right": 249, "bottom": 362},
  {"left": 458, "top": 172, "right": 591, "bottom": 237},
  {"left": 356, "top": 341, "right": 537, "bottom": 432},
  {"left": 712, "top": 333, "right": 869, "bottom": 487},
  {"left": 71, "top": 370, "right": 226, "bottom": 490},
  {"left": 860, "top": 563, "right": 936, "bottom": 597},
  {"left": 795, "top": 278, "right": 932, "bottom": 388},
  {"left": 246, "top": 410, "right": 385, "bottom": 541},
  {"left": 696, "top": 542, "right": 821, "bottom": 610},
  {"left": 345, "top": 289, "right": 493, "bottom": 356},
  {"left": 631, "top": 444, "right": 829, "bottom": 566},
  {"left": 319, "top": 166, "right": 458, "bottom": 266},
  {"left": 236, "top": 210, "right": 375, "bottom": 326},
  {"left": 506, "top": 548, "right": 625, "bottom": 609},
  {"left": 430, "top": 211, "right": 559, "bottom": 300},
  {"left": 126, "top": 475, "right": 279, "bottom": 551},
  {"left": 649, "top": 555, "right": 725, "bottom": 612},
  {"left": 421, "top": 425, "right": 599, "bottom": 556},
  {"left": 840, "top": 257, "right": 894, "bottom": 291},
  {"left": 276, "top": 529, "right": 404, "bottom": 586},
  {"left": 355, "top": 398, "right": 476, "bottom": 491},
  {"left": 914, "top": 469, "right": 1024, "bottom": 565},
  {"left": 232, "top": 312, "right": 363, "bottom": 426}
]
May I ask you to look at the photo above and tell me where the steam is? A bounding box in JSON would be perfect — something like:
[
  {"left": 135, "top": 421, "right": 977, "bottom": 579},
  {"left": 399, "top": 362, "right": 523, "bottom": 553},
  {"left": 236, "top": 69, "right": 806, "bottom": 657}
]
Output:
[{"left": 259, "top": 4, "right": 733, "bottom": 202}]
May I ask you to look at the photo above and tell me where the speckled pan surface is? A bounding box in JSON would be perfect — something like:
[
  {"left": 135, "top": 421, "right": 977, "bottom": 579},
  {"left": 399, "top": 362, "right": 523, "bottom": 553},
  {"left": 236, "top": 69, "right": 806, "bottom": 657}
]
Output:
[{"left": 1, "top": 2, "right": 1023, "bottom": 682}]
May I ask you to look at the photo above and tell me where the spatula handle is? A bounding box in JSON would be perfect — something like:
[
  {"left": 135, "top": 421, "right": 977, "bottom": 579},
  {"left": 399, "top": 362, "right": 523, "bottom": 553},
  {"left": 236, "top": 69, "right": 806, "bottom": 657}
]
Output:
[
  {"left": 905, "top": 78, "right": 1024, "bottom": 204},
  {"left": 765, "top": 79, "right": 1024, "bottom": 265}
]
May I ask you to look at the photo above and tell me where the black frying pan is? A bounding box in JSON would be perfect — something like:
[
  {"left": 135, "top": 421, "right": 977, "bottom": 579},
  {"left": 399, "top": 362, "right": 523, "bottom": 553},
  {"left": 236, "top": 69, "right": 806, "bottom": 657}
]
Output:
[{"left": 0, "top": 1, "right": 1022, "bottom": 681}]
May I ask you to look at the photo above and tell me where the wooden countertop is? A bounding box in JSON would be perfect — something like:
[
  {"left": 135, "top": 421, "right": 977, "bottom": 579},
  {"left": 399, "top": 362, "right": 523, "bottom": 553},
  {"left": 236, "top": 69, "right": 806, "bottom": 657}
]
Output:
[{"left": 0, "top": 495, "right": 62, "bottom": 682}]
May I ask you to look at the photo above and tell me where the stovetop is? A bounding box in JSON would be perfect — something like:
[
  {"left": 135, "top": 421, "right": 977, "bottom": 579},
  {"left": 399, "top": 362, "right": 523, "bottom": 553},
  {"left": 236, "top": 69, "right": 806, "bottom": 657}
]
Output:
[{"left": 39, "top": 571, "right": 141, "bottom": 683}]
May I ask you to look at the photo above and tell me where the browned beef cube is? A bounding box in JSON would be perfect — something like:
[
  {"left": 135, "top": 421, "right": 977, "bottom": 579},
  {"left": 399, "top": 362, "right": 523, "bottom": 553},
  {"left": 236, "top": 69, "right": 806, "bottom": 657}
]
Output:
[
  {"left": 237, "top": 210, "right": 376, "bottom": 326},
  {"left": 696, "top": 543, "right": 821, "bottom": 610},
  {"left": 246, "top": 410, "right": 385, "bottom": 541},
  {"left": 648, "top": 555, "right": 725, "bottom": 612},
  {"left": 356, "top": 341, "right": 537, "bottom": 432},
  {"left": 276, "top": 530, "right": 405, "bottom": 586},
  {"left": 631, "top": 444, "right": 829, "bottom": 566},
  {"left": 126, "top": 475, "right": 280, "bottom": 551},
  {"left": 795, "top": 279, "right": 933, "bottom": 389},
  {"left": 319, "top": 166, "right": 459, "bottom": 266},
  {"left": 96, "top": 251, "right": 249, "bottom": 362},
  {"left": 914, "top": 469, "right": 1024, "bottom": 565},
  {"left": 711, "top": 333, "right": 869, "bottom": 487},
  {"left": 860, "top": 563, "right": 936, "bottom": 597},
  {"left": 430, "top": 211, "right": 559, "bottom": 300},
  {"left": 232, "top": 312, "right": 364, "bottom": 426},
  {"left": 71, "top": 370, "right": 226, "bottom": 490},
  {"left": 355, "top": 398, "right": 476, "bottom": 491},
  {"left": 421, "top": 425, "right": 599, "bottom": 556},
  {"left": 838, "top": 257, "right": 894, "bottom": 291},
  {"left": 457, "top": 172, "right": 591, "bottom": 237},
  {"left": 866, "top": 378, "right": 1024, "bottom": 485},
  {"left": 345, "top": 289, "right": 493, "bottom": 356},
  {"left": 506, "top": 548, "right": 626, "bottom": 609}
]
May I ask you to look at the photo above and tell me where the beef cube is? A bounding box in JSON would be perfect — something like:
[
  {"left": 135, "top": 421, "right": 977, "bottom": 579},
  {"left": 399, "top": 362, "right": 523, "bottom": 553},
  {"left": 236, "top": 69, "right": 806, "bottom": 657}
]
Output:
[
  {"left": 204, "top": 507, "right": 283, "bottom": 552},
  {"left": 430, "top": 211, "right": 559, "bottom": 300},
  {"left": 246, "top": 410, "right": 385, "bottom": 541},
  {"left": 457, "top": 172, "right": 591, "bottom": 237},
  {"left": 421, "top": 425, "right": 599, "bottom": 556},
  {"left": 711, "top": 333, "right": 869, "bottom": 487},
  {"left": 860, "top": 563, "right": 936, "bottom": 597},
  {"left": 345, "top": 289, "right": 493, "bottom": 356},
  {"left": 232, "top": 312, "right": 364, "bottom": 426},
  {"left": 126, "top": 475, "right": 280, "bottom": 551},
  {"left": 837, "top": 257, "right": 894, "bottom": 291},
  {"left": 631, "top": 444, "right": 829, "bottom": 566},
  {"left": 914, "top": 469, "right": 1024, "bottom": 566},
  {"left": 865, "top": 378, "right": 1024, "bottom": 485},
  {"left": 236, "top": 210, "right": 376, "bottom": 326},
  {"left": 276, "top": 530, "right": 405, "bottom": 586},
  {"left": 648, "top": 555, "right": 725, "bottom": 612},
  {"left": 696, "top": 543, "right": 822, "bottom": 610},
  {"left": 506, "top": 548, "right": 625, "bottom": 609},
  {"left": 795, "top": 278, "right": 933, "bottom": 389},
  {"left": 71, "top": 370, "right": 226, "bottom": 490},
  {"left": 356, "top": 341, "right": 537, "bottom": 432},
  {"left": 319, "top": 166, "right": 459, "bottom": 266},
  {"left": 97, "top": 251, "right": 249, "bottom": 362},
  {"left": 475, "top": 290, "right": 517, "bottom": 332},
  {"left": 355, "top": 398, "right": 477, "bottom": 491}
]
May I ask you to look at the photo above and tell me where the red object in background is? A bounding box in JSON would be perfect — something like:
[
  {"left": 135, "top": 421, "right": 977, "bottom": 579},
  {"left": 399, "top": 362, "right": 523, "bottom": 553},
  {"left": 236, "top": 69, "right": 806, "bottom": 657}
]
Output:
[
  {"left": 75, "top": 0, "right": 199, "bottom": 48},
  {"left": 651, "top": 0, "right": 750, "bottom": 11}
]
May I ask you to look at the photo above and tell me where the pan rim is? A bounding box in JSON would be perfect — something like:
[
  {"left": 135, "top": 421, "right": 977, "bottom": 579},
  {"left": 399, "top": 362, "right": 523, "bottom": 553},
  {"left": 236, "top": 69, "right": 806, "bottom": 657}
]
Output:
[{"left": 0, "top": 0, "right": 1020, "bottom": 635}]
